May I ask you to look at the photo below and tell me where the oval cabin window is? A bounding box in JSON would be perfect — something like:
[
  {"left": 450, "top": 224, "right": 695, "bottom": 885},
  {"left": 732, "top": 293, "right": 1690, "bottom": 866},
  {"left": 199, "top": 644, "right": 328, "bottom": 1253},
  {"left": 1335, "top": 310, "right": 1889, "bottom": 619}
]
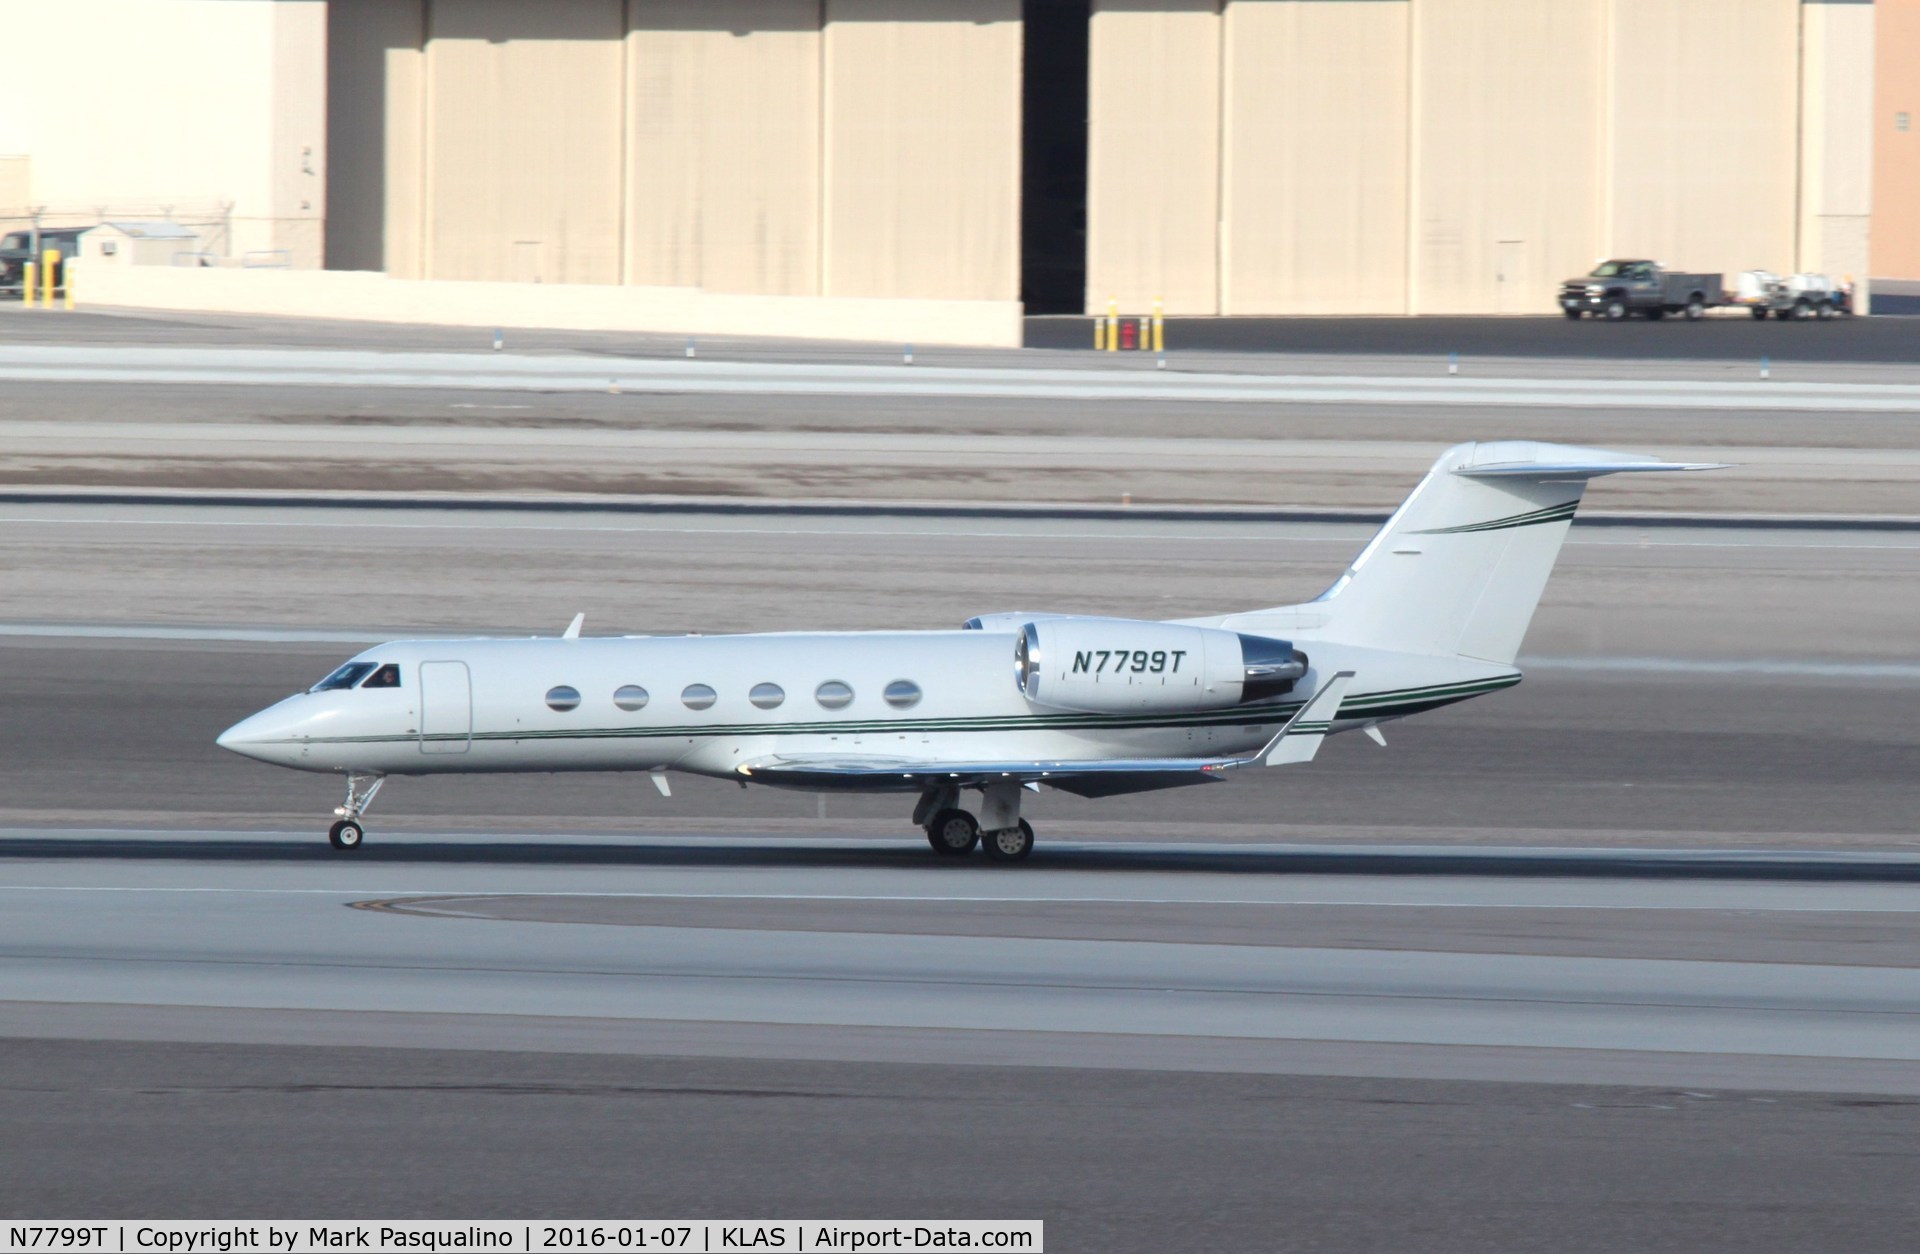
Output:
[
  {"left": 613, "top": 685, "right": 649, "bottom": 712},
  {"left": 545, "top": 685, "right": 581, "bottom": 712},
  {"left": 681, "top": 683, "right": 718, "bottom": 711},
  {"left": 814, "top": 680, "right": 854, "bottom": 710},
  {"left": 883, "top": 679, "right": 922, "bottom": 709},
  {"left": 750, "top": 682, "right": 786, "bottom": 710}
]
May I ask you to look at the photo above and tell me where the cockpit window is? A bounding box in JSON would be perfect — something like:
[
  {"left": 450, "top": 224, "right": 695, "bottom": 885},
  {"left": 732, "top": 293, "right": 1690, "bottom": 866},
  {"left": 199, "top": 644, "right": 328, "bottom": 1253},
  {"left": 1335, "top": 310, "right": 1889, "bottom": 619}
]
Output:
[
  {"left": 360, "top": 663, "right": 401, "bottom": 689},
  {"left": 310, "top": 662, "right": 377, "bottom": 692}
]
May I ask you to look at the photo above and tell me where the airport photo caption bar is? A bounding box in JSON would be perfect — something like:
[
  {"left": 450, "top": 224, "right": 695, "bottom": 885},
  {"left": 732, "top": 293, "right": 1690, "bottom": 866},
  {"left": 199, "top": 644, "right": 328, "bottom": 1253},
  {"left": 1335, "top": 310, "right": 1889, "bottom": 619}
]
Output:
[{"left": 2, "top": 1226, "right": 1042, "bottom": 1254}]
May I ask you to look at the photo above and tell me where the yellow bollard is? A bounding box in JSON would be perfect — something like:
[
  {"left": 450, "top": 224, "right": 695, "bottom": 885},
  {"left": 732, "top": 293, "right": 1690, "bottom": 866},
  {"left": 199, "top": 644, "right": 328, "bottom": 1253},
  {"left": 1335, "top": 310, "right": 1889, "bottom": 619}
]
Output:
[
  {"left": 1093, "top": 308, "right": 1106, "bottom": 351},
  {"left": 1105, "top": 297, "right": 1119, "bottom": 352},
  {"left": 42, "top": 249, "right": 58, "bottom": 306},
  {"left": 21, "top": 261, "right": 35, "bottom": 308},
  {"left": 1152, "top": 297, "right": 1164, "bottom": 353}
]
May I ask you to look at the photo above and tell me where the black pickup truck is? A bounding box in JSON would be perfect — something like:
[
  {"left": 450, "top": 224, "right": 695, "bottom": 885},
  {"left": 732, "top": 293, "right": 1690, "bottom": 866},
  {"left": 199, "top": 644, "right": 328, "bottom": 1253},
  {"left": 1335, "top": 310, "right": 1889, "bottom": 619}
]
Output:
[{"left": 1558, "top": 260, "right": 1724, "bottom": 321}]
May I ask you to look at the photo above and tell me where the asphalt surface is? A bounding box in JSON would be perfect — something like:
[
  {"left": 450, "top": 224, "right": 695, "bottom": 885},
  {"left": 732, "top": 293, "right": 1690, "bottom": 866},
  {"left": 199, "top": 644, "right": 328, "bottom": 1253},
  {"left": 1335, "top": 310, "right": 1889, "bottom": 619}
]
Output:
[
  {"left": 4, "top": 308, "right": 1919, "bottom": 1243},
  {"left": 2, "top": 643, "right": 1914, "bottom": 843},
  {"left": 1029, "top": 311, "right": 1920, "bottom": 363},
  {"left": 9, "top": 306, "right": 1920, "bottom": 516},
  {"left": 6, "top": 835, "right": 1920, "bottom": 1248},
  {"left": 8, "top": 1041, "right": 1918, "bottom": 1250},
  {"left": 5, "top": 302, "right": 1917, "bottom": 366},
  {"left": 4, "top": 504, "right": 1918, "bottom": 661}
]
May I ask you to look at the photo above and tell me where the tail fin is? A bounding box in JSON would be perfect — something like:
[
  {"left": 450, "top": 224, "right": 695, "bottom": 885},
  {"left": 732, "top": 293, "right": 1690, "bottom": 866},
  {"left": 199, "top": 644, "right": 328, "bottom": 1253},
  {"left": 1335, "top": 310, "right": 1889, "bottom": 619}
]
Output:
[{"left": 1297, "top": 441, "right": 1720, "bottom": 663}]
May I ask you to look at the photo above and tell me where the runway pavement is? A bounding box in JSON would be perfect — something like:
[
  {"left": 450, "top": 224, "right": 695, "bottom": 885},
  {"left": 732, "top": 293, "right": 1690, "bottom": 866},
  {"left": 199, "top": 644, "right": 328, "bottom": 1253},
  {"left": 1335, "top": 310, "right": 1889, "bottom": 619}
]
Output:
[
  {"left": 9, "top": 310, "right": 1920, "bottom": 514},
  {"left": 4, "top": 503, "right": 1920, "bottom": 656},
  {"left": 4, "top": 310, "right": 1919, "bottom": 1243},
  {"left": 7, "top": 302, "right": 1919, "bottom": 366},
  {"left": 5, "top": 835, "right": 1920, "bottom": 1247}
]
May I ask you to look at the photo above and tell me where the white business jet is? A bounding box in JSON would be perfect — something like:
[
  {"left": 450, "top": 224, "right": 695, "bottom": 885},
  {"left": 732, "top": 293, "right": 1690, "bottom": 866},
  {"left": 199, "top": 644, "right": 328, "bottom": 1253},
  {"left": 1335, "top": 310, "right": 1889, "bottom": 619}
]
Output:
[{"left": 218, "top": 440, "right": 1715, "bottom": 858}]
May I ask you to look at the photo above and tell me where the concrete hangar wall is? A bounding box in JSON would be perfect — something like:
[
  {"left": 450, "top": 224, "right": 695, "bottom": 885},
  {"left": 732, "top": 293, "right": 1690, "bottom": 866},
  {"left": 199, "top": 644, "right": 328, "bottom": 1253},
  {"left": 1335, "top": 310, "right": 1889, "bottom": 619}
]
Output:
[
  {"left": 326, "top": 0, "right": 1023, "bottom": 303},
  {"left": 328, "top": 0, "right": 1877, "bottom": 318},
  {"left": 1092, "top": 0, "right": 1875, "bottom": 314}
]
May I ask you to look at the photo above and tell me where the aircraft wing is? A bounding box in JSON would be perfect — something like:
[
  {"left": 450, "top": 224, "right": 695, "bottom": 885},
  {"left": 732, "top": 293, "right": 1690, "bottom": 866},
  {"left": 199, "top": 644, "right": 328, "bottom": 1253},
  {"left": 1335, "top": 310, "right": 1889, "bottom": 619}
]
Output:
[{"left": 736, "top": 672, "right": 1354, "bottom": 797}]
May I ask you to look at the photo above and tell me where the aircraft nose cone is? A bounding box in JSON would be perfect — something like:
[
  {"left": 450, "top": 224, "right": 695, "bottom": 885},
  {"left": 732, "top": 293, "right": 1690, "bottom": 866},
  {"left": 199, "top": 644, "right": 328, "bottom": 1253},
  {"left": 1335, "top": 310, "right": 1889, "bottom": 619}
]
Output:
[
  {"left": 216, "top": 712, "right": 269, "bottom": 759},
  {"left": 217, "top": 704, "right": 305, "bottom": 764}
]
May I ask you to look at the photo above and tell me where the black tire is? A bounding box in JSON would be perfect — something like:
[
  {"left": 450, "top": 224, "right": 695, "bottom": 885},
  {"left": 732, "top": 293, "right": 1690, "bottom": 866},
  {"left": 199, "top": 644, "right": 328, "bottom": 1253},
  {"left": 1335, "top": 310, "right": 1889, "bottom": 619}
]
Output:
[
  {"left": 981, "top": 819, "right": 1035, "bottom": 863},
  {"left": 1749, "top": 307, "right": 1769, "bottom": 320},
  {"left": 1774, "top": 307, "right": 1793, "bottom": 321},
  {"left": 1685, "top": 297, "right": 1706, "bottom": 321},
  {"left": 925, "top": 808, "right": 978, "bottom": 857},
  {"left": 1817, "top": 300, "right": 1836, "bottom": 321},
  {"left": 1793, "top": 299, "right": 1812, "bottom": 321},
  {"left": 1603, "top": 299, "right": 1628, "bottom": 322},
  {"left": 1561, "top": 308, "right": 1582, "bottom": 320},
  {"left": 328, "top": 819, "right": 364, "bottom": 851},
  {"left": 1646, "top": 307, "right": 1666, "bottom": 320}
]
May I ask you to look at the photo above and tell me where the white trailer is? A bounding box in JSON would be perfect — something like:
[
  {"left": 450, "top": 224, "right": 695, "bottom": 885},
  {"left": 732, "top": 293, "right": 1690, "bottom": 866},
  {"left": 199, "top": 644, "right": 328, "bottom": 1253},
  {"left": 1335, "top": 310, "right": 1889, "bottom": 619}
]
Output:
[{"left": 1729, "top": 270, "right": 1850, "bottom": 320}]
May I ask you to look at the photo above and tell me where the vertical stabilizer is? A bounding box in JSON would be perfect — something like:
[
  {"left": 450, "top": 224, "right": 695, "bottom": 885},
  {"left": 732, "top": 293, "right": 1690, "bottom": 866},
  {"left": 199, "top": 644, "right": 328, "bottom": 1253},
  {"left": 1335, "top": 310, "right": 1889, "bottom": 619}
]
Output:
[{"left": 1295, "top": 442, "right": 1719, "bottom": 663}]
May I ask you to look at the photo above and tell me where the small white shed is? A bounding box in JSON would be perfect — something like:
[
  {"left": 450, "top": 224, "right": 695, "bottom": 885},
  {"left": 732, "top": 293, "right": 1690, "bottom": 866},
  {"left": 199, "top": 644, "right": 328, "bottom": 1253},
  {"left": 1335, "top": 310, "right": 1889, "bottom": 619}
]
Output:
[{"left": 80, "top": 221, "right": 202, "bottom": 267}]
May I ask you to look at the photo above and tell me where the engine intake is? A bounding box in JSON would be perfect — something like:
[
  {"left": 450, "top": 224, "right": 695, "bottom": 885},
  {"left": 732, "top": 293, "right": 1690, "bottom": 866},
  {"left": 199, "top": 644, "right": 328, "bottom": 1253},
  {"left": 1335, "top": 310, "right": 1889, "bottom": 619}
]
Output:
[{"left": 1015, "top": 619, "right": 1305, "bottom": 714}]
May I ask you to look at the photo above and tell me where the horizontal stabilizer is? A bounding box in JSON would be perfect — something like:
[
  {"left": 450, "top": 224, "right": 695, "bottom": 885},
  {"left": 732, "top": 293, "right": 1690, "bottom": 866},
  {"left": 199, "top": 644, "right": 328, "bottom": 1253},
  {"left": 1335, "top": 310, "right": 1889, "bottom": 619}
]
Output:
[{"left": 1456, "top": 458, "right": 1727, "bottom": 479}]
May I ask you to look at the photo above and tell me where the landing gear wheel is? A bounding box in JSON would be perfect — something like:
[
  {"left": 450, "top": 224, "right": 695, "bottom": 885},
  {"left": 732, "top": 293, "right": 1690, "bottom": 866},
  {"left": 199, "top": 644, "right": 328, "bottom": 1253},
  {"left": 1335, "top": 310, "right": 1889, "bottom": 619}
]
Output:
[
  {"left": 328, "top": 819, "right": 365, "bottom": 851},
  {"left": 981, "top": 819, "right": 1035, "bottom": 863},
  {"left": 925, "top": 808, "right": 979, "bottom": 857}
]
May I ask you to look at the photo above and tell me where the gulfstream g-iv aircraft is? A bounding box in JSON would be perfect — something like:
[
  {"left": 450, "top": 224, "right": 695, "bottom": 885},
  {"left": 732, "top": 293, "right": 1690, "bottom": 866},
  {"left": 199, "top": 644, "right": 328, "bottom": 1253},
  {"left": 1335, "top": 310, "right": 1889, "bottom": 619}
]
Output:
[{"left": 218, "top": 441, "right": 1717, "bottom": 859}]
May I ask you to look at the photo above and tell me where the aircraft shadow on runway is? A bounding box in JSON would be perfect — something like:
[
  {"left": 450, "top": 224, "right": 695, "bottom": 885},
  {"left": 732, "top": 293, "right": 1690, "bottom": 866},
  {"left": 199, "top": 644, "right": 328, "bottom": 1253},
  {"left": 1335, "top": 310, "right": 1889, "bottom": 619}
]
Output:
[{"left": 3, "top": 834, "right": 1918, "bottom": 882}]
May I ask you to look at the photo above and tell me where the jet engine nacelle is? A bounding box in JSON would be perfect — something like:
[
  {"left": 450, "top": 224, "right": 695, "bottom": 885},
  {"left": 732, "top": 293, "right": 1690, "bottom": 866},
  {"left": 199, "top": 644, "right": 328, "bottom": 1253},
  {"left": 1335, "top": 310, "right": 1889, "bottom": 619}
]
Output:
[{"left": 1015, "top": 619, "right": 1306, "bottom": 713}]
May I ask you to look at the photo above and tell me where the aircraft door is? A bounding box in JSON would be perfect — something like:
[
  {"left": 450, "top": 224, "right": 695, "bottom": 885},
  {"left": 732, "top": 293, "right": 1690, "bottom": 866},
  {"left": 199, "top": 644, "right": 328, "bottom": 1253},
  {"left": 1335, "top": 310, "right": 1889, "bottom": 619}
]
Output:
[{"left": 419, "top": 661, "right": 472, "bottom": 754}]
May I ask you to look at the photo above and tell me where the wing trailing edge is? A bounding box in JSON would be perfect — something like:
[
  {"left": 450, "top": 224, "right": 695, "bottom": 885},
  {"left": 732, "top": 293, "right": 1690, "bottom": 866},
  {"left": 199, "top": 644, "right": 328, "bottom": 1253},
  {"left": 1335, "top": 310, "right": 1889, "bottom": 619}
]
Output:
[{"left": 733, "top": 672, "right": 1357, "bottom": 796}]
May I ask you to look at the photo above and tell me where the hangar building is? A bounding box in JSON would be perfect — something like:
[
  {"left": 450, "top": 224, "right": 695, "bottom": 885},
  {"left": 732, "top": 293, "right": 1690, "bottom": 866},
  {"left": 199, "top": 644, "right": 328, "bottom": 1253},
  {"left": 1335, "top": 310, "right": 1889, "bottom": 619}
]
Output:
[{"left": 1, "top": 0, "right": 1912, "bottom": 316}]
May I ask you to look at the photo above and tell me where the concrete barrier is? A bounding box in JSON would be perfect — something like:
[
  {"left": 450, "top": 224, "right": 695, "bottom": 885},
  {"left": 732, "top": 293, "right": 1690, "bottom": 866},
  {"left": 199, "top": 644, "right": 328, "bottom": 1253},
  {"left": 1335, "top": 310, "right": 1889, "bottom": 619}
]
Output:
[{"left": 78, "top": 265, "right": 1025, "bottom": 348}]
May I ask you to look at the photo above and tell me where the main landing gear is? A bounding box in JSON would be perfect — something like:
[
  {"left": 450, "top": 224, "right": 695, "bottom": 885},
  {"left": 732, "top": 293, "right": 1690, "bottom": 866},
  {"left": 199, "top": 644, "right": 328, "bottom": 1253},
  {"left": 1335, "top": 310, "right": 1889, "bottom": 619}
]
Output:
[
  {"left": 327, "top": 772, "right": 385, "bottom": 851},
  {"left": 912, "top": 782, "right": 1035, "bottom": 862}
]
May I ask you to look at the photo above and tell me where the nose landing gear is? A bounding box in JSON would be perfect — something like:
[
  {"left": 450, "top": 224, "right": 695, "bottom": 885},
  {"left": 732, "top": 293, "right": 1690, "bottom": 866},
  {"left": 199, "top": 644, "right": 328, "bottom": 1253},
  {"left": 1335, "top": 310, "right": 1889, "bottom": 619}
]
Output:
[{"left": 327, "top": 772, "right": 385, "bottom": 851}]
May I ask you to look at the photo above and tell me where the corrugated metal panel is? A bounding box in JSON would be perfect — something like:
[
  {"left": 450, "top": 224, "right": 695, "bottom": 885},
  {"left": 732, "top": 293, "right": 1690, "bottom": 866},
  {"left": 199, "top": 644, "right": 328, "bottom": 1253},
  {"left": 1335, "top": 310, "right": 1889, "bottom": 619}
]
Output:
[
  {"left": 384, "top": 2, "right": 429, "bottom": 280},
  {"left": 325, "top": 0, "right": 423, "bottom": 273},
  {"left": 0, "top": 156, "right": 28, "bottom": 213},
  {"left": 626, "top": 1, "right": 822, "bottom": 295},
  {"left": 1086, "top": 0, "right": 1221, "bottom": 315},
  {"left": 1871, "top": 0, "right": 1920, "bottom": 280},
  {"left": 1800, "top": 0, "right": 1875, "bottom": 282},
  {"left": 1606, "top": 0, "right": 1798, "bottom": 277},
  {"left": 1410, "top": 0, "right": 1605, "bottom": 314},
  {"left": 424, "top": 0, "right": 625, "bottom": 285},
  {"left": 822, "top": 0, "right": 1022, "bottom": 301},
  {"left": 1220, "top": 0, "right": 1409, "bottom": 315}
]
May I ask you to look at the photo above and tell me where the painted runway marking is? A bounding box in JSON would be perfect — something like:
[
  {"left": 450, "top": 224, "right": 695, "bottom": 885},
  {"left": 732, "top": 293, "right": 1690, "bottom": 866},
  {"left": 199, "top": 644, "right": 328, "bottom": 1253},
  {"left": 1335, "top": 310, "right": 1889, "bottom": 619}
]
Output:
[{"left": 1, "top": 886, "right": 1918, "bottom": 913}]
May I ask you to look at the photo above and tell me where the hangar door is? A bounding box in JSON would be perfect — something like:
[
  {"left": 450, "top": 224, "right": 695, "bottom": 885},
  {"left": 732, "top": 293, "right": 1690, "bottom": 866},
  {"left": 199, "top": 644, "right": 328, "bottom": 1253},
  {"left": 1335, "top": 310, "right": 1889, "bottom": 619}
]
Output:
[{"left": 419, "top": 660, "right": 472, "bottom": 755}]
